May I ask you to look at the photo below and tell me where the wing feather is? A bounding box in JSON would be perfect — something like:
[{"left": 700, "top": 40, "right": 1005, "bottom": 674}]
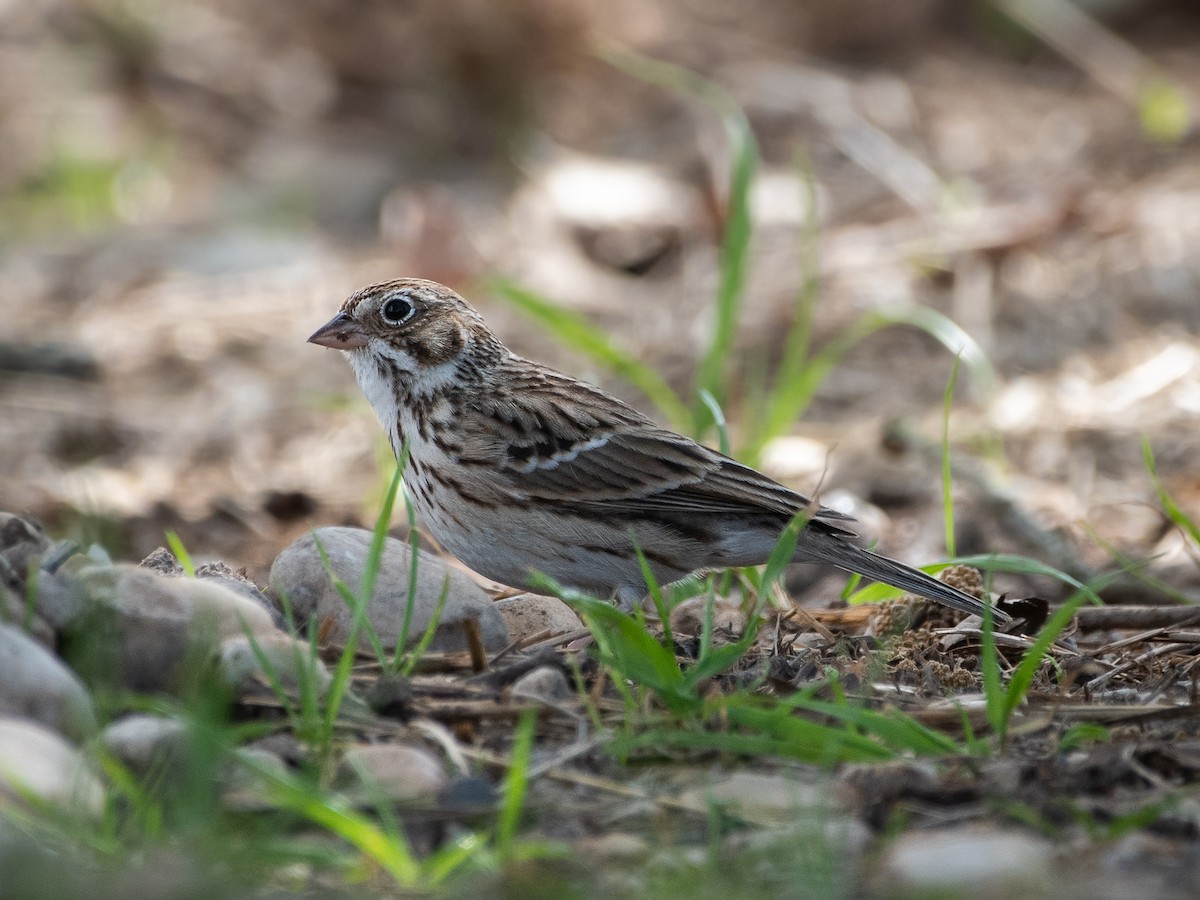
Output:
[{"left": 463, "top": 367, "right": 854, "bottom": 533}]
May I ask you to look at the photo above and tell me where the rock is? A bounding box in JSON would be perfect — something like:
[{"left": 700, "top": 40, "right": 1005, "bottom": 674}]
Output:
[
  {"left": 246, "top": 732, "right": 309, "bottom": 768},
  {"left": 668, "top": 595, "right": 747, "bottom": 637},
  {"left": 221, "top": 747, "right": 290, "bottom": 811},
  {"left": 217, "top": 632, "right": 333, "bottom": 695},
  {"left": 101, "top": 715, "right": 188, "bottom": 777},
  {"left": 335, "top": 743, "right": 447, "bottom": 804},
  {"left": 678, "top": 772, "right": 827, "bottom": 824},
  {"left": 511, "top": 666, "right": 572, "bottom": 703},
  {"left": 0, "top": 513, "right": 50, "bottom": 583},
  {"left": 217, "top": 632, "right": 370, "bottom": 715},
  {"left": 138, "top": 547, "right": 184, "bottom": 576},
  {"left": 195, "top": 561, "right": 284, "bottom": 628},
  {"left": 365, "top": 675, "right": 413, "bottom": 720},
  {"left": 66, "top": 564, "right": 280, "bottom": 692},
  {"left": 494, "top": 593, "right": 583, "bottom": 644},
  {"left": 138, "top": 550, "right": 285, "bottom": 629},
  {"left": 0, "top": 624, "right": 96, "bottom": 741},
  {"left": 879, "top": 826, "right": 1054, "bottom": 891},
  {"left": 30, "top": 572, "right": 84, "bottom": 632},
  {"left": 1, "top": 588, "right": 55, "bottom": 646},
  {"left": 269, "top": 527, "right": 508, "bottom": 653},
  {"left": 437, "top": 775, "right": 497, "bottom": 814},
  {"left": 0, "top": 514, "right": 68, "bottom": 640},
  {"left": 576, "top": 833, "right": 651, "bottom": 862},
  {"left": 0, "top": 717, "right": 104, "bottom": 817}
]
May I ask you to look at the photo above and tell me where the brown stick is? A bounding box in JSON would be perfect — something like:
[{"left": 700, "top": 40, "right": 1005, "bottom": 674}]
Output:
[
  {"left": 1076, "top": 606, "right": 1200, "bottom": 631},
  {"left": 463, "top": 616, "right": 489, "bottom": 673}
]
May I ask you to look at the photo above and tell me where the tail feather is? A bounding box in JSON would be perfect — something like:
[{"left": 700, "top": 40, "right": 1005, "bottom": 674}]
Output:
[{"left": 797, "top": 532, "right": 1012, "bottom": 625}]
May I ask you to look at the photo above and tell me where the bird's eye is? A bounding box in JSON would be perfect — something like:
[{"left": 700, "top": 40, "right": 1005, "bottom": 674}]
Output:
[{"left": 381, "top": 295, "right": 415, "bottom": 324}]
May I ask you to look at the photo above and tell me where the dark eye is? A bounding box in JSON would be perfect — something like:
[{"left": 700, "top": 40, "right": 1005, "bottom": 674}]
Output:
[{"left": 381, "top": 295, "right": 414, "bottom": 324}]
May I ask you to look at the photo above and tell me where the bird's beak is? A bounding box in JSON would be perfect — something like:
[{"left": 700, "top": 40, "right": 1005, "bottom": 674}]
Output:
[{"left": 308, "top": 312, "right": 370, "bottom": 350}]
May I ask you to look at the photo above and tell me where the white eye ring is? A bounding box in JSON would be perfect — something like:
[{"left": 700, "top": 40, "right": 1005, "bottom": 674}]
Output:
[{"left": 381, "top": 294, "right": 416, "bottom": 325}]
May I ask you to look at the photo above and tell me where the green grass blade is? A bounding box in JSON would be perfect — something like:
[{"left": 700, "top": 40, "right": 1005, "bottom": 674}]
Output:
[
  {"left": 318, "top": 456, "right": 406, "bottom": 730},
  {"left": 980, "top": 599, "right": 1006, "bottom": 743},
  {"left": 695, "top": 96, "right": 756, "bottom": 436},
  {"left": 684, "top": 605, "right": 761, "bottom": 688},
  {"left": 391, "top": 490, "right": 422, "bottom": 669},
  {"left": 598, "top": 45, "right": 757, "bottom": 438},
  {"left": 487, "top": 278, "right": 690, "bottom": 429},
  {"left": 540, "top": 581, "right": 689, "bottom": 706},
  {"left": 611, "top": 726, "right": 879, "bottom": 764},
  {"left": 164, "top": 531, "right": 195, "bottom": 577},
  {"left": 1084, "top": 525, "right": 1199, "bottom": 605},
  {"left": 496, "top": 708, "right": 537, "bottom": 858},
  {"left": 397, "top": 575, "right": 451, "bottom": 677},
  {"left": 946, "top": 554, "right": 1105, "bottom": 605},
  {"left": 747, "top": 306, "right": 995, "bottom": 461},
  {"left": 360, "top": 453, "right": 407, "bottom": 621},
  {"left": 422, "top": 832, "right": 488, "bottom": 886},
  {"left": 1003, "top": 592, "right": 1090, "bottom": 723},
  {"left": 259, "top": 770, "right": 422, "bottom": 887},
  {"left": 743, "top": 153, "right": 819, "bottom": 464},
  {"left": 759, "top": 508, "right": 811, "bottom": 593},
  {"left": 941, "top": 355, "right": 962, "bottom": 557},
  {"left": 634, "top": 543, "right": 675, "bottom": 659},
  {"left": 796, "top": 699, "right": 965, "bottom": 756},
  {"left": 723, "top": 701, "right": 897, "bottom": 763},
  {"left": 698, "top": 389, "right": 732, "bottom": 456},
  {"left": 1143, "top": 436, "right": 1200, "bottom": 548},
  {"left": 847, "top": 553, "right": 1106, "bottom": 607}
]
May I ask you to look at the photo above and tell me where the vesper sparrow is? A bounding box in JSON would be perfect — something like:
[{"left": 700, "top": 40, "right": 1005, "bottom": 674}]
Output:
[{"left": 309, "top": 278, "right": 1009, "bottom": 624}]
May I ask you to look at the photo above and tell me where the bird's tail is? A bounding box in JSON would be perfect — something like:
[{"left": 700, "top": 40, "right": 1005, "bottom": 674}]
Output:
[{"left": 797, "top": 531, "right": 1012, "bottom": 625}]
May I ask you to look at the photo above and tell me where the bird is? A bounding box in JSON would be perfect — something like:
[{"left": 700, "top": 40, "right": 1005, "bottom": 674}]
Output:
[{"left": 308, "top": 278, "right": 1010, "bottom": 625}]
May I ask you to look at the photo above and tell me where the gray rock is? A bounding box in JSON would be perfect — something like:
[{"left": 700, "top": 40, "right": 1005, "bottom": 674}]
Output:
[
  {"left": 494, "top": 593, "right": 583, "bottom": 644},
  {"left": 1, "top": 587, "right": 55, "bottom": 646},
  {"left": 221, "top": 747, "right": 291, "bottom": 811},
  {"left": 336, "top": 743, "right": 447, "bottom": 804},
  {"left": 678, "top": 772, "right": 828, "bottom": 825},
  {"left": 30, "top": 572, "right": 84, "bottom": 632},
  {"left": 137, "top": 547, "right": 185, "bottom": 576},
  {"left": 0, "top": 513, "right": 49, "bottom": 583},
  {"left": 576, "top": 833, "right": 652, "bottom": 863},
  {"left": 101, "top": 714, "right": 188, "bottom": 776},
  {"left": 67, "top": 564, "right": 280, "bottom": 692},
  {"left": 202, "top": 575, "right": 284, "bottom": 628},
  {"left": 0, "top": 717, "right": 104, "bottom": 817},
  {"left": 137, "top": 550, "right": 285, "bottom": 629},
  {"left": 269, "top": 527, "right": 508, "bottom": 653},
  {"left": 0, "top": 624, "right": 96, "bottom": 740},
  {"left": 217, "top": 632, "right": 333, "bottom": 695},
  {"left": 0, "top": 514, "right": 67, "bottom": 641},
  {"left": 879, "top": 826, "right": 1054, "bottom": 891},
  {"left": 511, "top": 666, "right": 572, "bottom": 703}
]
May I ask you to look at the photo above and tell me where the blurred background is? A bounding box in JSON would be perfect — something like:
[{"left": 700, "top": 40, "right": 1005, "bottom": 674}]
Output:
[{"left": 2, "top": 0, "right": 1199, "bottom": 599}]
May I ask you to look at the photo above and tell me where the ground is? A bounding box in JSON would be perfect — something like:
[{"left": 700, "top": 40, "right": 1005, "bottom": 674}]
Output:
[{"left": 2, "top": 1, "right": 1200, "bottom": 897}]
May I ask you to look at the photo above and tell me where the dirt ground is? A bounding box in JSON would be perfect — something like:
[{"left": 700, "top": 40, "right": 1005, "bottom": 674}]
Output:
[{"left": 3, "top": 0, "right": 1200, "bottom": 895}]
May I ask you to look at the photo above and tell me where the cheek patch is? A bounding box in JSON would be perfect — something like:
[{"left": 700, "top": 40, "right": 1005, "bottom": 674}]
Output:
[{"left": 410, "top": 324, "right": 464, "bottom": 366}]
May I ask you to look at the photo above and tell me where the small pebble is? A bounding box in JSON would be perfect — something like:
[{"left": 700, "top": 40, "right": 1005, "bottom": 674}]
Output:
[{"left": 336, "top": 743, "right": 447, "bottom": 804}]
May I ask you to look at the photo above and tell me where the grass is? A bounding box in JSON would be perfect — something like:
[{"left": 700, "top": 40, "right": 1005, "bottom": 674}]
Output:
[{"left": 489, "top": 50, "right": 994, "bottom": 469}]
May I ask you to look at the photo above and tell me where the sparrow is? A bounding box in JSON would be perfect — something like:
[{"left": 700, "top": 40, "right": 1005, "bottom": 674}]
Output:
[{"left": 309, "top": 278, "right": 1009, "bottom": 624}]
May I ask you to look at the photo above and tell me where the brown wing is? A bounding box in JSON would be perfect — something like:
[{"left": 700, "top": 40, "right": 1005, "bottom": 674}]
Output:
[{"left": 460, "top": 364, "right": 855, "bottom": 533}]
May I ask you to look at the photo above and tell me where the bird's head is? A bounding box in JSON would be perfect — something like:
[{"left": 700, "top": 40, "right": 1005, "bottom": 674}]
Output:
[{"left": 308, "top": 279, "right": 500, "bottom": 381}]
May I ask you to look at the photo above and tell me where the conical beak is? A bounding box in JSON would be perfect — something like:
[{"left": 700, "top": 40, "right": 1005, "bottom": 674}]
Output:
[{"left": 308, "top": 312, "right": 370, "bottom": 350}]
